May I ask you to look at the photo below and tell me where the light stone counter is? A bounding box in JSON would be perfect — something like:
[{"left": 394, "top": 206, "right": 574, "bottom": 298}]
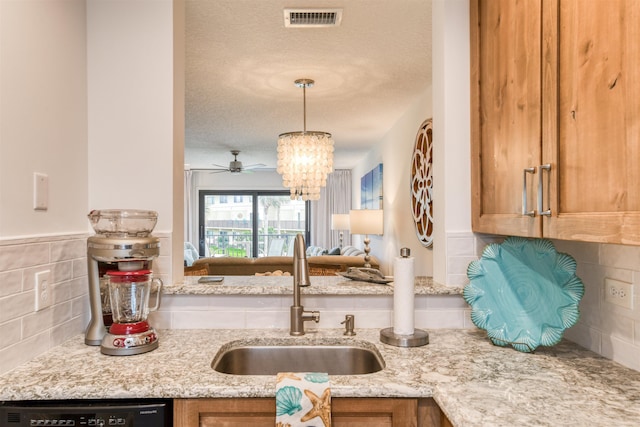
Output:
[
  {"left": 165, "top": 275, "right": 463, "bottom": 296},
  {"left": 1, "top": 328, "right": 639, "bottom": 426}
]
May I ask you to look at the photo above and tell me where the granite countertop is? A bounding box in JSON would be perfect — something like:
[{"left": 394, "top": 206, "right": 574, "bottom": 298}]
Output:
[
  {"left": 1, "top": 328, "right": 639, "bottom": 426},
  {"left": 165, "top": 275, "right": 463, "bottom": 296}
]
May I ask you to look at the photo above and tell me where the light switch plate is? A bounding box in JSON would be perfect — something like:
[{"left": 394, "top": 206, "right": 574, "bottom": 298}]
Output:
[
  {"left": 33, "top": 172, "right": 49, "bottom": 211},
  {"left": 604, "top": 278, "right": 633, "bottom": 309}
]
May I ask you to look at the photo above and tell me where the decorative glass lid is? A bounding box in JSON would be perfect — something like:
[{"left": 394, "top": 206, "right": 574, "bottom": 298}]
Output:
[{"left": 88, "top": 209, "right": 158, "bottom": 237}]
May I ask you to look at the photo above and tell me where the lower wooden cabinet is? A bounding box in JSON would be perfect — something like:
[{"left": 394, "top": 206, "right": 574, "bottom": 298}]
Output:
[{"left": 174, "top": 397, "right": 451, "bottom": 427}]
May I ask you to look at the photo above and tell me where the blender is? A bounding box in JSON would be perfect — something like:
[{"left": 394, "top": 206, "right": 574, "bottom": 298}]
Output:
[
  {"left": 85, "top": 209, "right": 163, "bottom": 356},
  {"left": 103, "top": 268, "right": 163, "bottom": 355}
]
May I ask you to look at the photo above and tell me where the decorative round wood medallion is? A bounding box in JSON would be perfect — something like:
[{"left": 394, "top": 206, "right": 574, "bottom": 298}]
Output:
[{"left": 411, "top": 118, "right": 433, "bottom": 247}]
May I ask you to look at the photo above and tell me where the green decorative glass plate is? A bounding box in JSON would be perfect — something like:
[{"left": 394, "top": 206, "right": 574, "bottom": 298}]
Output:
[{"left": 464, "top": 237, "right": 584, "bottom": 353}]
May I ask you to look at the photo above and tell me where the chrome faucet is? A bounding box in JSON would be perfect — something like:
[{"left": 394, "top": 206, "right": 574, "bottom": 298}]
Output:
[{"left": 290, "top": 233, "right": 320, "bottom": 335}]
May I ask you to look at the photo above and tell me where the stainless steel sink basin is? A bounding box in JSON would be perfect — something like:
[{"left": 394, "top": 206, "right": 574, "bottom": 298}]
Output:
[{"left": 212, "top": 342, "right": 385, "bottom": 375}]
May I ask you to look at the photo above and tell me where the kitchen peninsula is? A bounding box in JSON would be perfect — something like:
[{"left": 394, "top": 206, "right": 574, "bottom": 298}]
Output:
[
  {"left": 166, "top": 275, "right": 458, "bottom": 296},
  {"left": 1, "top": 328, "right": 639, "bottom": 426}
]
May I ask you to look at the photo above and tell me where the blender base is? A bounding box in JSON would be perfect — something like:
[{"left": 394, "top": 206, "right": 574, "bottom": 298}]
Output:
[{"left": 100, "top": 327, "right": 159, "bottom": 356}]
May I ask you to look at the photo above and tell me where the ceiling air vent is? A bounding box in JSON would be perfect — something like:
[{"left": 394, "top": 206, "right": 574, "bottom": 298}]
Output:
[{"left": 284, "top": 8, "right": 343, "bottom": 28}]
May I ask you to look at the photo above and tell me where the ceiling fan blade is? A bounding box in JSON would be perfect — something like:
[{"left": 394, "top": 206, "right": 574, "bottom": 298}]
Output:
[
  {"left": 193, "top": 154, "right": 267, "bottom": 175},
  {"left": 243, "top": 163, "right": 267, "bottom": 170},
  {"left": 189, "top": 167, "right": 229, "bottom": 173}
]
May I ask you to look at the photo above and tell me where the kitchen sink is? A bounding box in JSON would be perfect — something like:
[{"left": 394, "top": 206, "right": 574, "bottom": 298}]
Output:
[{"left": 211, "top": 342, "right": 385, "bottom": 375}]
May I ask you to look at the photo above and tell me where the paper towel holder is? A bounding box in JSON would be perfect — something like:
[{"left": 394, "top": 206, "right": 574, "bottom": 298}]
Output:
[
  {"left": 380, "top": 327, "right": 429, "bottom": 347},
  {"left": 380, "top": 247, "right": 429, "bottom": 347}
]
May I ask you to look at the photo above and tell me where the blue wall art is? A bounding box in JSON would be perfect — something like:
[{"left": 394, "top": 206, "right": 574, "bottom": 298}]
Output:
[{"left": 361, "top": 163, "right": 383, "bottom": 209}]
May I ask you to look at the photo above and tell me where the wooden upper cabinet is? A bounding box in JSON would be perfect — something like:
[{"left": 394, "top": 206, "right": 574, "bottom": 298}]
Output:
[
  {"left": 544, "top": 0, "right": 640, "bottom": 244},
  {"left": 471, "top": 0, "right": 640, "bottom": 245},
  {"left": 470, "top": 0, "right": 544, "bottom": 237}
]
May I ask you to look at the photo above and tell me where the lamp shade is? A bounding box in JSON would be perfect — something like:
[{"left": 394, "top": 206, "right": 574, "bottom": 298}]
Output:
[
  {"left": 331, "top": 214, "right": 350, "bottom": 231},
  {"left": 349, "top": 209, "right": 383, "bottom": 235}
]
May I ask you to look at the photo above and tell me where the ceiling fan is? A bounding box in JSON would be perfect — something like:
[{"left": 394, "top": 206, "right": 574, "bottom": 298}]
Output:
[{"left": 205, "top": 150, "right": 267, "bottom": 174}]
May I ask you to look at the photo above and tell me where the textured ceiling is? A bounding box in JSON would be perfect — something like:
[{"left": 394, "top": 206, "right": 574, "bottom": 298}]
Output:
[{"left": 185, "top": 0, "right": 432, "bottom": 170}]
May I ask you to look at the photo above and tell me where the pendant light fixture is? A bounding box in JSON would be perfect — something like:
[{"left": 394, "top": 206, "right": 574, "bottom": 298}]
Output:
[{"left": 277, "top": 78, "right": 334, "bottom": 201}]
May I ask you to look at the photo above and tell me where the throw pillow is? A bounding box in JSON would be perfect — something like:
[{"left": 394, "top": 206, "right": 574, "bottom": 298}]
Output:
[
  {"left": 342, "top": 246, "right": 365, "bottom": 256},
  {"left": 306, "top": 246, "right": 328, "bottom": 257},
  {"left": 328, "top": 247, "right": 341, "bottom": 255}
]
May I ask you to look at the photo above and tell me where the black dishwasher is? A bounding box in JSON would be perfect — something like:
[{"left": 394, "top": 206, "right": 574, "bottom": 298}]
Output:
[{"left": 0, "top": 399, "right": 172, "bottom": 426}]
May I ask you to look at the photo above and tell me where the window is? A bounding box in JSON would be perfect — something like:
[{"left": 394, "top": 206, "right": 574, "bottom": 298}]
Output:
[{"left": 198, "top": 191, "right": 309, "bottom": 257}]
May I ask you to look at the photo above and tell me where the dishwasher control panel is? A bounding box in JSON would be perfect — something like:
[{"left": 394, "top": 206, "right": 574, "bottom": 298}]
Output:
[{"left": 0, "top": 400, "right": 171, "bottom": 427}]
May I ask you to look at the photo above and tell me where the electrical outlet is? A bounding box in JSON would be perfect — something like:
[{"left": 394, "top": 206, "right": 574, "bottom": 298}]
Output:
[
  {"left": 34, "top": 270, "right": 52, "bottom": 311},
  {"left": 604, "top": 278, "right": 633, "bottom": 309}
]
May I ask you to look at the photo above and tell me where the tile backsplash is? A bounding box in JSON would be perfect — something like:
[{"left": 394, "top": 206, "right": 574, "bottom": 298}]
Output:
[
  {"left": 148, "top": 292, "right": 472, "bottom": 332},
  {"left": 0, "top": 234, "right": 90, "bottom": 375},
  {"left": 555, "top": 240, "right": 640, "bottom": 372},
  {"left": 0, "top": 232, "right": 172, "bottom": 375},
  {"left": 453, "top": 232, "right": 640, "bottom": 372},
  {"left": 2, "top": 231, "right": 639, "bottom": 376}
]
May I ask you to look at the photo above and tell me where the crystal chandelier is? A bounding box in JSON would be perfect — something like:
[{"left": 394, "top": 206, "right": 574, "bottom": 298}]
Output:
[{"left": 277, "top": 79, "right": 334, "bottom": 201}]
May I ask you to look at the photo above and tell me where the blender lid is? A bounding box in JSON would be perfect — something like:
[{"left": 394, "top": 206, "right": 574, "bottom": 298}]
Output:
[
  {"left": 88, "top": 209, "right": 158, "bottom": 237},
  {"left": 105, "top": 270, "right": 152, "bottom": 283},
  {"left": 106, "top": 269, "right": 152, "bottom": 277}
]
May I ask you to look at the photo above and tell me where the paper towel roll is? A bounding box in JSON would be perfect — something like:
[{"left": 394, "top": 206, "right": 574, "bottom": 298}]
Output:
[{"left": 393, "top": 254, "right": 415, "bottom": 335}]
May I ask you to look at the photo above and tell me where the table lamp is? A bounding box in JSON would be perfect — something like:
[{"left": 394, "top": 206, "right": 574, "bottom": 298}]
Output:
[
  {"left": 331, "top": 214, "right": 350, "bottom": 249},
  {"left": 349, "top": 209, "right": 383, "bottom": 268}
]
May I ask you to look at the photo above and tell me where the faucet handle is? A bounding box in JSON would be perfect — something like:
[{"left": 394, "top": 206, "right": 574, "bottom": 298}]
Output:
[
  {"left": 309, "top": 310, "right": 320, "bottom": 323},
  {"left": 341, "top": 314, "right": 356, "bottom": 336}
]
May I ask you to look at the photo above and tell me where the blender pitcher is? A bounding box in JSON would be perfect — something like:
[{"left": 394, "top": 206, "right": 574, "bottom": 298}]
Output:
[{"left": 106, "top": 270, "right": 163, "bottom": 329}]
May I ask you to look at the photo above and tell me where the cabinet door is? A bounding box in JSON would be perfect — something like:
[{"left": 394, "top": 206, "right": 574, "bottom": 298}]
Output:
[
  {"left": 173, "top": 398, "right": 275, "bottom": 427},
  {"left": 470, "top": 0, "right": 544, "bottom": 237},
  {"left": 173, "top": 398, "right": 420, "bottom": 427},
  {"left": 332, "top": 398, "right": 417, "bottom": 427},
  {"left": 542, "top": 0, "right": 640, "bottom": 244}
]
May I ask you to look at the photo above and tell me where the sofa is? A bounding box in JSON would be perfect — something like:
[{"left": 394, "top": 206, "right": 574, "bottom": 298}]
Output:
[{"left": 191, "top": 245, "right": 379, "bottom": 276}]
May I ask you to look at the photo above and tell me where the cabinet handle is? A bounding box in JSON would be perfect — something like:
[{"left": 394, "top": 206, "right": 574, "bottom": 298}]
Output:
[
  {"left": 538, "top": 164, "right": 552, "bottom": 216},
  {"left": 522, "top": 167, "right": 536, "bottom": 217}
]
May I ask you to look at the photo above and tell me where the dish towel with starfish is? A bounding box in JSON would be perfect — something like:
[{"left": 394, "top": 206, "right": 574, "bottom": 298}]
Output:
[{"left": 275, "top": 372, "right": 331, "bottom": 427}]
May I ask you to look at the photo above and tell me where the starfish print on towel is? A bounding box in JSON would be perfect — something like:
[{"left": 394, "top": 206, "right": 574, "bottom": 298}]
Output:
[
  {"left": 276, "top": 372, "right": 301, "bottom": 383},
  {"left": 300, "top": 388, "right": 331, "bottom": 427}
]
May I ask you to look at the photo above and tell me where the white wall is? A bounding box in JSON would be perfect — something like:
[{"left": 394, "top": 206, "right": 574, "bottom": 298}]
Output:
[
  {"left": 0, "top": 0, "right": 89, "bottom": 375},
  {"left": 352, "top": 90, "right": 433, "bottom": 276},
  {"left": 87, "top": 0, "right": 175, "bottom": 234},
  {"left": 432, "top": 0, "right": 472, "bottom": 286},
  {"left": 87, "top": 0, "right": 177, "bottom": 279},
  {"left": 0, "top": 0, "right": 180, "bottom": 374},
  {"left": 0, "top": 0, "right": 88, "bottom": 238}
]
